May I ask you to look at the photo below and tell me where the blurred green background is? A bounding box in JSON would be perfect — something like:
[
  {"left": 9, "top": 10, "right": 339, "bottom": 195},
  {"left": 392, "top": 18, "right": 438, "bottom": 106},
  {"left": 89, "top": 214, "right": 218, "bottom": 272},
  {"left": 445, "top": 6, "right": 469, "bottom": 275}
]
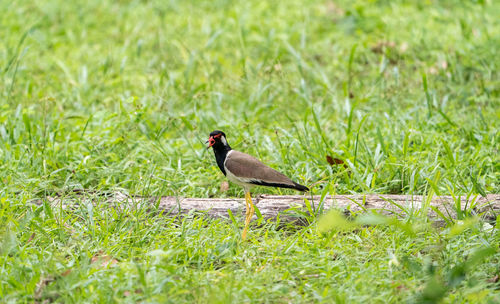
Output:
[{"left": 1, "top": 0, "right": 498, "bottom": 197}]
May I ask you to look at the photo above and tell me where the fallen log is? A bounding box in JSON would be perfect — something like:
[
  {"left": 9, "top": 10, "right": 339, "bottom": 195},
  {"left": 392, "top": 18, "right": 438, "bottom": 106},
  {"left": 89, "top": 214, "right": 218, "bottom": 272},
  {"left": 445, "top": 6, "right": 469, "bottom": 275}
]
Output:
[{"left": 46, "top": 192, "right": 499, "bottom": 224}]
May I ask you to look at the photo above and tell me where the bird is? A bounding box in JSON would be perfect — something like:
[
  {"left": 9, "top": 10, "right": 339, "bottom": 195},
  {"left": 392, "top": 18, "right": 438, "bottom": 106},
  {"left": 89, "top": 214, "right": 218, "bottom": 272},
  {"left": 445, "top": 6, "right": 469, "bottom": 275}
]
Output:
[{"left": 207, "top": 130, "right": 309, "bottom": 240}]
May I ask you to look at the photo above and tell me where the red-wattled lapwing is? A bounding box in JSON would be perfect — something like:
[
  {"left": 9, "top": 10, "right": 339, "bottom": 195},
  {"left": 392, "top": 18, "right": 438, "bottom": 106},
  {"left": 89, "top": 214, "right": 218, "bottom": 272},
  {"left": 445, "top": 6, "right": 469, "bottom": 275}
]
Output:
[{"left": 207, "top": 130, "right": 309, "bottom": 239}]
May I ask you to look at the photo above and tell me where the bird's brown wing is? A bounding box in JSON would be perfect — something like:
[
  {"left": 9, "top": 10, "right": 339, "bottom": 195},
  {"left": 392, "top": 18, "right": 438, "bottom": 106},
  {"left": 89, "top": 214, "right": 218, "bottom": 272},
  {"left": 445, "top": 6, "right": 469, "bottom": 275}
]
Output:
[{"left": 224, "top": 150, "right": 298, "bottom": 188}]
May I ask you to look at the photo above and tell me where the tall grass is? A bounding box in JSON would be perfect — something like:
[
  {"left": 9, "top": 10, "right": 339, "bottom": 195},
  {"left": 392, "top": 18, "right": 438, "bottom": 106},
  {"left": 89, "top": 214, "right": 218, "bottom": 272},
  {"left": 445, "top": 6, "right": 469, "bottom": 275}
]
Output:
[{"left": 0, "top": 0, "right": 499, "bottom": 302}]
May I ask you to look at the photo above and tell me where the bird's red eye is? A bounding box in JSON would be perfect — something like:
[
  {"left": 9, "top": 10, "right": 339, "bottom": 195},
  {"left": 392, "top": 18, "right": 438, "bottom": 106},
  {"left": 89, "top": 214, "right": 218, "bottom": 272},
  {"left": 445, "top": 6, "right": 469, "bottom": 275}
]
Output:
[{"left": 213, "top": 134, "right": 222, "bottom": 139}]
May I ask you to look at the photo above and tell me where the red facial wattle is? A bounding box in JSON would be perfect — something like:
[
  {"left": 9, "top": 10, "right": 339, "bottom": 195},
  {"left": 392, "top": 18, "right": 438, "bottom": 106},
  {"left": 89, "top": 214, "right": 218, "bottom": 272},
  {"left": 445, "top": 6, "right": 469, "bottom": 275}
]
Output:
[{"left": 208, "top": 136, "right": 216, "bottom": 147}]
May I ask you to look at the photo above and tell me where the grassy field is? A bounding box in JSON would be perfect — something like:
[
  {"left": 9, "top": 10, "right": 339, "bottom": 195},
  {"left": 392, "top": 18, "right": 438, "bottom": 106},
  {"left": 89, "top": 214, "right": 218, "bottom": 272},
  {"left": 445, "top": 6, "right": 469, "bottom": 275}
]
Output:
[{"left": 1, "top": 0, "right": 499, "bottom": 302}]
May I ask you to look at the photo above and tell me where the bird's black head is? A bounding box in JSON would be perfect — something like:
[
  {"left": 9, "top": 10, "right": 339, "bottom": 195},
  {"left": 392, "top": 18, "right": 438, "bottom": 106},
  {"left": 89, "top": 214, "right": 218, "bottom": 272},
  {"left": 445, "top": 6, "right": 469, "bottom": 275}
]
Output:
[{"left": 207, "top": 130, "right": 230, "bottom": 150}]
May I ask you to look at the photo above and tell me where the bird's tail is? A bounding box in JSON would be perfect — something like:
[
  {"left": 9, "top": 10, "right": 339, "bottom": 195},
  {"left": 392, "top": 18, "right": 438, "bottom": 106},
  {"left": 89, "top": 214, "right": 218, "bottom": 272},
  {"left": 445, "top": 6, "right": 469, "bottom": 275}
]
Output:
[{"left": 293, "top": 182, "right": 309, "bottom": 192}]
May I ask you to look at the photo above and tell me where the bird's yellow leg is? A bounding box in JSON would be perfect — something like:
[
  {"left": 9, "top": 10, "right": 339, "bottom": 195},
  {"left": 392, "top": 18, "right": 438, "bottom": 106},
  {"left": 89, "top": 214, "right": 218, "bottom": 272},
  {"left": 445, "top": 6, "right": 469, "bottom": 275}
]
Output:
[
  {"left": 245, "top": 192, "right": 250, "bottom": 218},
  {"left": 242, "top": 191, "right": 252, "bottom": 240},
  {"left": 248, "top": 196, "right": 255, "bottom": 224}
]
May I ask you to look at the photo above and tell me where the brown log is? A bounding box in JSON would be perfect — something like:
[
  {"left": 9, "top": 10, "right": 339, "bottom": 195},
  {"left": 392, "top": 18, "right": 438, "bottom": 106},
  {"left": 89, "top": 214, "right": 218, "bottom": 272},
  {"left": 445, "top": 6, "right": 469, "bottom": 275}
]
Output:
[{"left": 47, "top": 192, "right": 499, "bottom": 224}]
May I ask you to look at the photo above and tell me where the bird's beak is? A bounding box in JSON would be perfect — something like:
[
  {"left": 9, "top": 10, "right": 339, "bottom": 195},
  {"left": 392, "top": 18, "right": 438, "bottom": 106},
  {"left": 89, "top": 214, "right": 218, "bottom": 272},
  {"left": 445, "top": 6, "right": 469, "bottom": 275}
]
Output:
[{"left": 206, "top": 136, "right": 215, "bottom": 149}]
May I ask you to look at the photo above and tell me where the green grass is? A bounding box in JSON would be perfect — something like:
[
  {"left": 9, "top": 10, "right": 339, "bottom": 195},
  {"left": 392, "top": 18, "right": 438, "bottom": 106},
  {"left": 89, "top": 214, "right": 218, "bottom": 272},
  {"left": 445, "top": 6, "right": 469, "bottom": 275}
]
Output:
[{"left": 1, "top": 0, "right": 499, "bottom": 302}]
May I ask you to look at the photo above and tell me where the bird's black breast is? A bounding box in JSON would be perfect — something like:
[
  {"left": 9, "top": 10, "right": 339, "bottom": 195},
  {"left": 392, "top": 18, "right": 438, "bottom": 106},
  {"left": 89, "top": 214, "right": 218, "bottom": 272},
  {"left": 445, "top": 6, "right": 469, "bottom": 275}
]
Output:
[{"left": 213, "top": 149, "right": 230, "bottom": 176}]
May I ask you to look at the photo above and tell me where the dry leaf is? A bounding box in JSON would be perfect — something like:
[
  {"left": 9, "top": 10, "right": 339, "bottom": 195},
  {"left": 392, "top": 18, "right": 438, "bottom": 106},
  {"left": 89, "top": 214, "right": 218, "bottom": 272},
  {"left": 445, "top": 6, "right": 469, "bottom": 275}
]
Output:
[
  {"left": 487, "top": 275, "right": 499, "bottom": 283},
  {"left": 27, "top": 233, "right": 35, "bottom": 244},
  {"left": 326, "top": 155, "right": 344, "bottom": 165},
  {"left": 124, "top": 289, "right": 142, "bottom": 296},
  {"left": 371, "top": 41, "right": 396, "bottom": 54},
  {"left": 35, "top": 276, "right": 55, "bottom": 300},
  {"left": 91, "top": 251, "right": 119, "bottom": 268},
  {"left": 326, "top": 155, "right": 348, "bottom": 170},
  {"left": 220, "top": 181, "right": 229, "bottom": 192},
  {"left": 90, "top": 251, "right": 104, "bottom": 264},
  {"left": 34, "top": 269, "right": 73, "bottom": 300},
  {"left": 101, "top": 258, "right": 118, "bottom": 268}
]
